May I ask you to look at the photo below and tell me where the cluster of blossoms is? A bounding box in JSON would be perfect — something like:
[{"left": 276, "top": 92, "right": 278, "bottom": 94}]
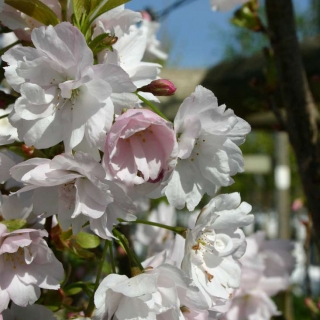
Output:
[
  {"left": 221, "top": 232, "right": 295, "bottom": 320},
  {"left": 0, "top": 0, "right": 280, "bottom": 319}
]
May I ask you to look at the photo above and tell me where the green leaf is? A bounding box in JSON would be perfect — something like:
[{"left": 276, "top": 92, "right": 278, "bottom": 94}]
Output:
[
  {"left": 0, "top": 40, "right": 20, "bottom": 57},
  {"left": 72, "top": 0, "right": 91, "bottom": 26},
  {"left": 64, "top": 281, "right": 94, "bottom": 296},
  {"left": 64, "top": 286, "right": 82, "bottom": 296},
  {"left": 90, "top": 0, "right": 102, "bottom": 11},
  {"left": 0, "top": 220, "right": 27, "bottom": 232},
  {"left": 60, "top": 228, "right": 73, "bottom": 241},
  {"left": 4, "top": 0, "right": 60, "bottom": 26},
  {"left": 75, "top": 232, "right": 100, "bottom": 249},
  {"left": 90, "top": 0, "right": 130, "bottom": 22},
  {"left": 231, "top": 2, "right": 263, "bottom": 32},
  {"left": 70, "top": 244, "right": 95, "bottom": 259},
  {"left": 40, "top": 290, "right": 63, "bottom": 311},
  {"left": 88, "top": 33, "right": 110, "bottom": 50}
]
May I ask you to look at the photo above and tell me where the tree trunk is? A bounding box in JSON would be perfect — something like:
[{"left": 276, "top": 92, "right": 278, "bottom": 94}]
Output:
[{"left": 265, "top": 0, "right": 320, "bottom": 242}]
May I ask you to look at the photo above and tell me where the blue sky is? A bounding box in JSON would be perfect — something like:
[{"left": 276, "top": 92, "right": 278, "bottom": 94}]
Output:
[{"left": 127, "top": 0, "right": 311, "bottom": 69}]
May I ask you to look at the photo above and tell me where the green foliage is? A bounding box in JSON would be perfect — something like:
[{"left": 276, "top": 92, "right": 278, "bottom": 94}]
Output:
[
  {"left": 38, "top": 290, "right": 64, "bottom": 311},
  {"left": 231, "top": 0, "right": 264, "bottom": 32},
  {"left": 224, "top": 0, "right": 320, "bottom": 60},
  {"left": 70, "top": 0, "right": 130, "bottom": 41},
  {"left": 64, "top": 281, "right": 95, "bottom": 296},
  {"left": 88, "top": 33, "right": 117, "bottom": 54},
  {"left": 72, "top": 0, "right": 91, "bottom": 27},
  {"left": 4, "top": 0, "right": 60, "bottom": 26},
  {"left": 75, "top": 232, "right": 100, "bottom": 249},
  {"left": 51, "top": 226, "right": 98, "bottom": 260},
  {"left": 0, "top": 220, "right": 27, "bottom": 232}
]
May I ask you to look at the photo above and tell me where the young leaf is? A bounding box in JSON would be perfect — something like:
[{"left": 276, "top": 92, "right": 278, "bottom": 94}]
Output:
[
  {"left": 90, "top": 0, "right": 102, "bottom": 11},
  {"left": 0, "top": 220, "right": 27, "bottom": 232},
  {"left": 88, "top": 32, "right": 110, "bottom": 50},
  {"left": 4, "top": 0, "right": 60, "bottom": 26},
  {"left": 72, "top": 0, "right": 90, "bottom": 26},
  {"left": 75, "top": 232, "right": 100, "bottom": 249},
  {"left": 64, "top": 282, "right": 94, "bottom": 296}
]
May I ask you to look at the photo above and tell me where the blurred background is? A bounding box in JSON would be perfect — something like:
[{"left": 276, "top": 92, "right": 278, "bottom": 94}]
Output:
[{"left": 127, "top": 0, "right": 320, "bottom": 319}]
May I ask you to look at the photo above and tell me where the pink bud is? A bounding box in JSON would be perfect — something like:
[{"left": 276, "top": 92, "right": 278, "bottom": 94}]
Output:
[
  {"left": 138, "top": 79, "right": 177, "bottom": 96},
  {"left": 141, "top": 10, "right": 152, "bottom": 21}
]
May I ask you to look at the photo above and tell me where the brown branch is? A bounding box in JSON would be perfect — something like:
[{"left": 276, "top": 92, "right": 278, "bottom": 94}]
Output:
[{"left": 265, "top": 0, "right": 320, "bottom": 243}]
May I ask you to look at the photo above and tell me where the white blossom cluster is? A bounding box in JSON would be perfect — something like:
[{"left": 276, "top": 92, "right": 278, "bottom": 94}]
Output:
[{"left": 0, "top": 1, "right": 261, "bottom": 319}]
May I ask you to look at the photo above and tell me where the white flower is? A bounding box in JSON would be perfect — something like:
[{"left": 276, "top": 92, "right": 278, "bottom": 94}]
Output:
[
  {"left": 10, "top": 152, "right": 136, "bottom": 239},
  {"left": 1, "top": 303, "right": 56, "bottom": 320},
  {"left": 140, "top": 20, "right": 168, "bottom": 61},
  {"left": 181, "top": 193, "right": 253, "bottom": 310},
  {"left": 94, "top": 6, "right": 161, "bottom": 113},
  {"left": 163, "top": 85, "right": 250, "bottom": 210},
  {"left": 0, "top": 225, "right": 64, "bottom": 313},
  {"left": 0, "top": 192, "right": 33, "bottom": 222},
  {"left": 101, "top": 26, "right": 161, "bottom": 88},
  {"left": 94, "top": 264, "right": 205, "bottom": 320},
  {"left": 221, "top": 232, "right": 295, "bottom": 320},
  {"left": 93, "top": 5, "right": 141, "bottom": 38},
  {"left": 0, "top": 105, "right": 18, "bottom": 146},
  {"left": 0, "top": 150, "right": 22, "bottom": 184},
  {"left": 220, "top": 290, "right": 280, "bottom": 320},
  {"left": 3, "top": 22, "right": 136, "bottom": 153}
]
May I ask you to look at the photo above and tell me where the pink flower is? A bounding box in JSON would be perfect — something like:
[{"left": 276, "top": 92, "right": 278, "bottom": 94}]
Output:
[
  {"left": 0, "top": 224, "right": 64, "bottom": 313},
  {"left": 104, "top": 109, "right": 177, "bottom": 186}
]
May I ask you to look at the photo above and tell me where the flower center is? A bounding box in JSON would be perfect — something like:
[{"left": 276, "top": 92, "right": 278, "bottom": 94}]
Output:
[
  {"left": 4, "top": 247, "right": 26, "bottom": 270},
  {"left": 59, "top": 180, "right": 76, "bottom": 210}
]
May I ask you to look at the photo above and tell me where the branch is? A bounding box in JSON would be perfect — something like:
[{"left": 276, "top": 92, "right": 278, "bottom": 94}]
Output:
[{"left": 265, "top": 0, "right": 320, "bottom": 240}]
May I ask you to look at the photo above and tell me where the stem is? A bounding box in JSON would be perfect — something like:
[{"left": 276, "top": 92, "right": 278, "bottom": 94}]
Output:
[
  {"left": 108, "top": 240, "right": 116, "bottom": 273},
  {"left": 85, "top": 239, "right": 109, "bottom": 317},
  {"left": 266, "top": 0, "right": 320, "bottom": 247},
  {"left": 157, "top": 0, "right": 197, "bottom": 20},
  {"left": 113, "top": 228, "right": 144, "bottom": 274},
  {"left": 0, "top": 40, "right": 20, "bottom": 56},
  {"left": 136, "top": 93, "right": 170, "bottom": 121},
  {"left": 118, "top": 218, "right": 187, "bottom": 237},
  {"left": 58, "top": 0, "right": 67, "bottom": 21}
]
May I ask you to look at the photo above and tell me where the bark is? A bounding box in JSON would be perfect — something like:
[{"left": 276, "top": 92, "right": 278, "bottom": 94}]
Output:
[{"left": 265, "top": 0, "right": 320, "bottom": 241}]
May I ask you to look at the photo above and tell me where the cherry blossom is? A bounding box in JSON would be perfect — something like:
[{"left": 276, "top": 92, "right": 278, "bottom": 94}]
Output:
[
  {"left": 163, "top": 85, "right": 250, "bottom": 210},
  {"left": 0, "top": 303, "right": 56, "bottom": 320},
  {"left": 0, "top": 225, "right": 64, "bottom": 313},
  {"left": 0, "top": 105, "right": 18, "bottom": 146},
  {"left": 181, "top": 193, "right": 253, "bottom": 310},
  {"left": 0, "top": 1, "right": 260, "bottom": 319},
  {"left": 104, "top": 109, "right": 177, "bottom": 187},
  {"left": 221, "top": 232, "right": 295, "bottom": 320},
  {"left": 0, "top": 150, "right": 22, "bottom": 184},
  {"left": 10, "top": 152, "right": 136, "bottom": 238},
  {"left": 94, "top": 264, "right": 206, "bottom": 320},
  {"left": 140, "top": 19, "right": 168, "bottom": 61},
  {"left": 3, "top": 22, "right": 136, "bottom": 153},
  {"left": 94, "top": 6, "right": 162, "bottom": 112}
]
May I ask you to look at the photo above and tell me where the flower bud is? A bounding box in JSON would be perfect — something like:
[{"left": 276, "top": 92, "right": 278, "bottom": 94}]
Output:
[{"left": 138, "top": 79, "right": 177, "bottom": 96}]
